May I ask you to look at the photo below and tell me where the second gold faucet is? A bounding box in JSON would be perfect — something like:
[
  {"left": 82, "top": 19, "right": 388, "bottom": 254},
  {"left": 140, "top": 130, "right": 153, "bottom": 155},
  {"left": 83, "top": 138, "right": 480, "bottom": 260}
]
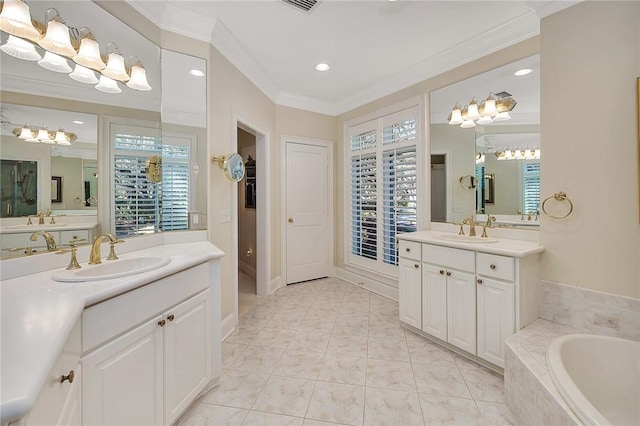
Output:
[{"left": 89, "top": 234, "right": 124, "bottom": 264}]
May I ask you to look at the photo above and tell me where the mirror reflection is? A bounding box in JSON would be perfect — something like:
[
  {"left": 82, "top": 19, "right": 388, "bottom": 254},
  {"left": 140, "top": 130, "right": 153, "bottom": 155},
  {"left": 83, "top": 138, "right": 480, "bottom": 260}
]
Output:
[{"left": 430, "top": 55, "right": 540, "bottom": 229}]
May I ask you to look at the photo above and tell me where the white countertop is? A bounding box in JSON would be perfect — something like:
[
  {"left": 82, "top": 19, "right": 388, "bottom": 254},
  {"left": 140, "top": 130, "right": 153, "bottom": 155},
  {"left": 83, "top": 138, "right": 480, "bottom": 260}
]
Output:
[
  {"left": 397, "top": 230, "right": 544, "bottom": 257},
  {"left": 0, "top": 240, "right": 224, "bottom": 424},
  {"left": 0, "top": 222, "right": 98, "bottom": 235}
]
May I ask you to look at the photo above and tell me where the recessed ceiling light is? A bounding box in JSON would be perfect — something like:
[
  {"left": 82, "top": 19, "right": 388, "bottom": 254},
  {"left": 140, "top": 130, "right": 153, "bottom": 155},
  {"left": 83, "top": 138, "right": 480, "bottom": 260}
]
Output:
[
  {"left": 72, "top": 120, "right": 84, "bottom": 124},
  {"left": 514, "top": 68, "right": 533, "bottom": 76},
  {"left": 315, "top": 63, "right": 331, "bottom": 72},
  {"left": 189, "top": 69, "right": 205, "bottom": 77}
]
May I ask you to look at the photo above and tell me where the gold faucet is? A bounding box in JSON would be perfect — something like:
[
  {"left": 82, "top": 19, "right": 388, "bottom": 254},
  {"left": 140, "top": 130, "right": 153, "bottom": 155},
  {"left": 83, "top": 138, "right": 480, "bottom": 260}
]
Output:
[
  {"left": 481, "top": 215, "right": 496, "bottom": 238},
  {"left": 463, "top": 217, "right": 477, "bottom": 236},
  {"left": 30, "top": 231, "right": 57, "bottom": 251},
  {"left": 37, "top": 210, "right": 45, "bottom": 225},
  {"left": 89, "top": 233, "right": 123, "bottom": 264}
]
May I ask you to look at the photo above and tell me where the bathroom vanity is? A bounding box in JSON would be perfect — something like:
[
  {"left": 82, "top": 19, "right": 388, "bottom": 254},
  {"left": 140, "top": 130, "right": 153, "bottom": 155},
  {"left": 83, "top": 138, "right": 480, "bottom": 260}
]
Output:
[
  {"left": 0, "top": 233, "right": 223, "bottom": 426},
  {"left": 397, "top": 231, "right": 543, "bottom": 369}
]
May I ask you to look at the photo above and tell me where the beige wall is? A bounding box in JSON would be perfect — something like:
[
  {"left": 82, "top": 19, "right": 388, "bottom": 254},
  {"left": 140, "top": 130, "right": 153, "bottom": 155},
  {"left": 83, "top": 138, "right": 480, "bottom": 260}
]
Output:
[{"left": 540, "top": 1, "right": 640, "bottom": 298}]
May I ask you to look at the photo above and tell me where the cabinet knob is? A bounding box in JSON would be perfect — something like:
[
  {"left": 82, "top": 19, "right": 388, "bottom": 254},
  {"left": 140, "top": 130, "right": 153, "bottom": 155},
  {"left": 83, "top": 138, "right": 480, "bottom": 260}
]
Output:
[
  {"left": 477, "top": 279, "right": 484, "bottom": 285},
  {"left": 288, "top": 217, "right": 294, "bottom": 223},
  {"left": 405, "top": 247, "right": 410, "bottom": 252},
  {"left": 439, "top": 270, "right": 445, "bottom": 275},
  {"left": 167, "top": 314, "right": 175, "bottom": 321},
  {"left": 414, "top": 264, "right": 419, "bottom": 269},
  {"left": 446, "top": 271, "right": 451, "bottom": 277},
  {"left": 60, "top": 370, "right": 75, "bottom": 384},
  {"left": 158, "top": 319, "right": 166, "bottom": 327},
  {"left": 490, "top": 264, "right": 497, "bottom": 270}
]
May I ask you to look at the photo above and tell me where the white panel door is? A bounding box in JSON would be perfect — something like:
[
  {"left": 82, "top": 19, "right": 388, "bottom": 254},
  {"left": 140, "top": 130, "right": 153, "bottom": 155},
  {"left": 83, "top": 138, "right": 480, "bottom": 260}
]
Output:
[
  {"left": 286, "top": 142, "right": 330, "bottom": 284},
  {"left": 477, "top": 278, "right": 515, "bottom": 367},
  {"left": 447, "top": 270, "right": 477, "bottom": 354},
  {"left": 398, "top": 258, "right": 422, "bottom": 328},
  {"left": 421, "top": 264, "right": 448, "bottom": 341},
  {"left": 164, "top": 291, "right": 212, "bottom": 424},
  {"left": 82, "top": 316, "right": 164, "bottom": 426}
]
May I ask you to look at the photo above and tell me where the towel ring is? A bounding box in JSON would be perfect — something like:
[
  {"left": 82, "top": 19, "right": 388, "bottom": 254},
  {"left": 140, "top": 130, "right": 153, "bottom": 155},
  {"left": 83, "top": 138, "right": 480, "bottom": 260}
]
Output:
[{"left": 542, "top": 191, "right": 574, "bottom": 219}]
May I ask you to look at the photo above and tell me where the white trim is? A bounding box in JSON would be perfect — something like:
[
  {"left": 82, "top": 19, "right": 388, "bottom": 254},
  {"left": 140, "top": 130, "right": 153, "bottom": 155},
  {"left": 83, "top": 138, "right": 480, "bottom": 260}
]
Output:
[
  {"left": 430, "top": 148, "right": 453, "bottom": 224},
  {"left": 280, "top": 136, "right": 334, "bottom": 286},
  {"left": 221, "top": 313, "right": 235, "bottom": 342},
  {"left": 334, "top": 267, "right": 398, "bottom": 302}
]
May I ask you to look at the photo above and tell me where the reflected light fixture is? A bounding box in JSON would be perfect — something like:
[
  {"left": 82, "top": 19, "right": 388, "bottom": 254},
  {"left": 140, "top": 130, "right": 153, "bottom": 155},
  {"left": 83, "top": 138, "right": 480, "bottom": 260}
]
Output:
[
  {"left": 189, "top": 69, "right": 205, "bottom": 77},
  {"left": 95, "top": 74, "right": 121, "bottom": 93},
  {"left": 13, "top": 125, "right": 77, "bottom": 144},
  {"left": 514, "top": 68, "right": 533, "bottom": 76},
  {"left": 315, "top": 63, "right": 331, "bottom": 71},
  {"left": 448, "top": 91, "right": 517, "bottom": 128},
  {"left": 494, "top": 147, "right": 539, "bottom": 160},
  {"left": 73, "top": 27, "right": 106, "bottom": 70},
  {"left": 37, "top": 8, "right": 76, "bottom": 57},
  {"left": 0, "top": 0, "right": 41, "bottom": 41},
  {"left": 126, "top": 57, "right": 152, "bottom": 91},
  {"left": 102, "top": 43, "right": 129, "bottom": 82},
  {"left": 1, "top": 35, "right": 41, "bottom": 60},
  {"left": 38, "top": 50, "right": 72, "bottom": 73},
  {"left": 69, "top": 63, "right": 99, "bottom": 84}
]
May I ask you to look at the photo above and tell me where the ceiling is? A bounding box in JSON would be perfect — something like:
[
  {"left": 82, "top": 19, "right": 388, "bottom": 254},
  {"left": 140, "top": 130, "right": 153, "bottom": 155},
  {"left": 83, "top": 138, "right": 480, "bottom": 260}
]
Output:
[{"left": 128, "top": 0, "right": 577, "bottom": 115}]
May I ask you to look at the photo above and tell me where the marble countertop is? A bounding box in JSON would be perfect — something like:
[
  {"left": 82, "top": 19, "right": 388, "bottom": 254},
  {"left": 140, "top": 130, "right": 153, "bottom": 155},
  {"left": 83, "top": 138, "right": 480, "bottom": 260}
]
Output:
[
  {"left": 397, "top": 231, "right": 544, "bottom": 257},
  {"left": 0, "top": 240, "right": 224, "bottom": 424}
]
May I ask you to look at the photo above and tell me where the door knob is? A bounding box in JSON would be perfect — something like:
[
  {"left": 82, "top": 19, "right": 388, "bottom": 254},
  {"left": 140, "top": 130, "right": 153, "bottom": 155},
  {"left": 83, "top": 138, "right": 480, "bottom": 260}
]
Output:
[
  {"left": 60, "top": 370, "right": 75, "bottom": 384},
  {"left": 288, "top": 217, "right": 294, "bottom": 223}
]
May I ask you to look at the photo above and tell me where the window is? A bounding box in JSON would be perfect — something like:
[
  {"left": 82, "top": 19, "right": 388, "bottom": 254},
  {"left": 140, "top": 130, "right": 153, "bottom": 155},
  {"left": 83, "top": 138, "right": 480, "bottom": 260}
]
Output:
[
  {"left": 111, "top": 124, "right": 192, "bottom": 237},
  {"left": 522, "top": 161, "right": 540, "bottom": 213},
  {"left": 347, "top": 106, "right": 420, "bottom": 275}
]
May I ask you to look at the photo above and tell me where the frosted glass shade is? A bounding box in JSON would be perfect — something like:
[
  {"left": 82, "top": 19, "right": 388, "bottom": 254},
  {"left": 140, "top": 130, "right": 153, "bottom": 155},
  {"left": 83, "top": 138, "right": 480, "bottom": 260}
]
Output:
[
  {"left": 69, "top": 64, "right": 99, "bottom": 84},
  {"left": 17, "top": 125, "right": 33, "bottom": 139},
  {"left": 54, "top": 129, "right": 71, "bottom": 145},
  {"left": 37, "top": 20, "right": 76, "bottom": 58},
  {"left": 476, "top": 115, "right": 494, "bottom": 125},
  {"left": 102, "top": 52, "right": 129, "bottom": 81},
  {"left": 481, "top": 98, "right": 497, "bottom": 117},
  {"left": 448, "top": 106, "right": 463, "bottom": 125},
  {"left": 1, "top": 35, "right": 41, "bottom": 61},
  {"left": 38, "top": 51, "right": 72, "bottom": 73},
  {"left": 493, "top": 111, "right": 511, "bottom": 121},
  {"left": 460, "top": 120, "right": 476, "bottom": 129},
  {"left": 37, "top": 127, "right": 54, "bottom": 143},
  {"left": 73, "top": 38, "right": 106, "bottom": 70},
  {"left": 465, "top": 100, "right": 480, "bottom": 121},
  {"left": 126, "top": 64, "right": 152, "bottom": 91},
  {"left": 95, "top": 75, "right": 121, "bottom": 93},
  {"left": 0, "top": 0, "right": 41, "bottom": 41}
]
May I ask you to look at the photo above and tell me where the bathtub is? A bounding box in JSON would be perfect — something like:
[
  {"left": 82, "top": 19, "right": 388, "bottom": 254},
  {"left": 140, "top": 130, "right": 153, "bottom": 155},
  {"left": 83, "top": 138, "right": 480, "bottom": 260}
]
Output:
[{"left": 547, "top": 334, "right": 640, "bottom": 426}]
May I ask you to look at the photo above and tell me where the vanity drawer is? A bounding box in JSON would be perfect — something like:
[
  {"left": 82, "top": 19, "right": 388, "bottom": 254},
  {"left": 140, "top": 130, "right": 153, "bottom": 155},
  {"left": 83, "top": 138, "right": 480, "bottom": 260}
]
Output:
[
  {"left": 422, "top": 244, "right": 474, "bottom": 272},
  {"left": 82, "top": 262, "right": 209, "bottom": 352},
  {"left": 399, "top": 240, "right": 421, "bottom": 261},
  {"left": 477, "top": 253, "right": 515, "bottom": 281}
]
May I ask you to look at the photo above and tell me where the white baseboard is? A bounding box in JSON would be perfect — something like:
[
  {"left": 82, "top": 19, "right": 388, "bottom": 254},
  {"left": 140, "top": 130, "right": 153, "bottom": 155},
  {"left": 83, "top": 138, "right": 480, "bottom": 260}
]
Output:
[
  {"left": 221, "top": 312, "right": 236, "bottom": 341},
  {"left": 335, "top": 267, "right": 398, "bottom": 301},
  {"left": 270, "top": 276, "right": 282, "bottom": 294}
]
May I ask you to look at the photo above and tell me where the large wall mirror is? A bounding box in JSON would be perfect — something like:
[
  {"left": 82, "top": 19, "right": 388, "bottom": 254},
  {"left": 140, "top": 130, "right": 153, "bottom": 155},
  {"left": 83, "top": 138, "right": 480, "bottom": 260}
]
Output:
[
  {"left": 429, "top": 55, "right": 540, "bottom": 230},
  {"left": 0, "top": 1, "right": 207, "bottom": 259}
]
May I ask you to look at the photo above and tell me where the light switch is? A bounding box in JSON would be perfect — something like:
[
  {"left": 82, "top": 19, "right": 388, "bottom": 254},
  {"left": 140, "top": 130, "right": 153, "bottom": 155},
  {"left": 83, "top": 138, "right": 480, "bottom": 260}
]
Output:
[
  {"left": 454, "top": 205, "right": 465, "bottom": 213},
  {"left": 220, "top": 209, "right": 231, "bottom": 223}
]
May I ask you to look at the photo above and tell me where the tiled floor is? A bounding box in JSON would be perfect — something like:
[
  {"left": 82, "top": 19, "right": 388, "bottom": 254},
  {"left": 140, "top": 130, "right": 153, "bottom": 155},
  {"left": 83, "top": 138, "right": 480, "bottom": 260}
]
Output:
[
  {"left": 178, "top": 277, "right": 517, "bottom": 426},
  {"left": 238, "top": 271, "right": 259, "bottom": 317}
]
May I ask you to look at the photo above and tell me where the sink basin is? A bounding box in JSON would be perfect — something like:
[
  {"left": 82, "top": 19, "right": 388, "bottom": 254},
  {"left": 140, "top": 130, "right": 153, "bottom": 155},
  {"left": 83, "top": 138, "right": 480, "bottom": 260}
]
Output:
[
  {"left": 52, "top": 256, "right": 171, "bottom": 282},
  {"left": 6, "top": 223, "right": 68, "bottom": 230},
  {"left": 434, "top": 234, "right": 498, "bottom": 243}
]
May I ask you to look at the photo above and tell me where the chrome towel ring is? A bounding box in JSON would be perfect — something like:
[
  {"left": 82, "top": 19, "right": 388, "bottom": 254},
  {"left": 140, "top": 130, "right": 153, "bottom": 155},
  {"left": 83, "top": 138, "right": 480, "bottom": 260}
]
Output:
[{"left": 541, "top": 191, "right": 574, "bottom": 219}]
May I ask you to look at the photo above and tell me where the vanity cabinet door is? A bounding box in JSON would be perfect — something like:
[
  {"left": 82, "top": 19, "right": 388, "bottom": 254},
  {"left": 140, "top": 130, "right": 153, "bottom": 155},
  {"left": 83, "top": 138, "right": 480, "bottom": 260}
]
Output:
[
  {"left": 421, "top": 264, "right": 448, "bottom": 341},
  {"left": 82, "top": 316, "right": 164, "bottom": 426},
  {"left": 477, "top": 277, "right": 515, "bottom": 367},
  {"left": 164, "top": 290, "right": 212, "bottom": 425},
  {"left": 446, "top": 270, "right": 476, "bottom": 354},
  {"left": 398, "top": 258, "right": 422, "bottom": 329}
]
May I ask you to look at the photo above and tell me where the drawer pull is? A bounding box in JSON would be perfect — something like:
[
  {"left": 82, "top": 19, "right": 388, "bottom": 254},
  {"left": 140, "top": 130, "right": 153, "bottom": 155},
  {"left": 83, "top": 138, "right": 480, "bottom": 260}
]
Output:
[
  {"left": 490, "top": 264, "right": 497, "bottom": 270},
  {"left": 158, "top": 319, "right": 166, "bottom": 327},
  {"left": 61, "top": 370, "right": 75, "bottom": 384},
  {"left": 405, "top": 247, "right": 410, "bottom": 252},
  {"left": 439, "top": 270, "right": 445, "bottom": 275},
  {"left": 446, "top": 271, "right": 451, "bottom": 277},
  {"left": 167, "top": 314, "right": 175, "bottom": 321},
  {"left": 477, "top": 279, "right": 483, "bottom": 285}
]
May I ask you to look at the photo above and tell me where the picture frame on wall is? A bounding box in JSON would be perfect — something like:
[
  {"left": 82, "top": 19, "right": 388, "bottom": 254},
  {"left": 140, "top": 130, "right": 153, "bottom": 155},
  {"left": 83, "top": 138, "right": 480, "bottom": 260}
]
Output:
[{"left": 51, "top": 176, "right": 62, "bottom": 203}]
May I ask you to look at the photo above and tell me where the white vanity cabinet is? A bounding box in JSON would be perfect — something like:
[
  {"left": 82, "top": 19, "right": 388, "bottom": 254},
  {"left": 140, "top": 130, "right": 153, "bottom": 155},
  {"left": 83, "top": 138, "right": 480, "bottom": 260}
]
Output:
[
  {"left": 397, "top": 233, "right": 541, "bottom": 369},
  {"left": 81, "top": 262, "right": 212, "bottom": 426}
]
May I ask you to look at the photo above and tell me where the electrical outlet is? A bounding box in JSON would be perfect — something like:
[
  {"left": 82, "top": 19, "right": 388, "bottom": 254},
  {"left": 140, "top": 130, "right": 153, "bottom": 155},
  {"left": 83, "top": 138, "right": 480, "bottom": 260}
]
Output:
[
  {"left": 454, "top": 205, "right": 465, "bottom": 213},
  {"left": 219, "top": 209, "right": 231, "bottom": 223}
]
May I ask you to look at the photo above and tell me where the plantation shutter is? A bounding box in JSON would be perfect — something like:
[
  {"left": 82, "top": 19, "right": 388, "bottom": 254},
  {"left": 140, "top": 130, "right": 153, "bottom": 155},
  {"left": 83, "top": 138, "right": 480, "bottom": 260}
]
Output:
[
  {"left": 523, "top": 161, "right": 540, "bottom": 213},
  {"left": 161, "top": 138, "right": 190, "bottom": 231}
]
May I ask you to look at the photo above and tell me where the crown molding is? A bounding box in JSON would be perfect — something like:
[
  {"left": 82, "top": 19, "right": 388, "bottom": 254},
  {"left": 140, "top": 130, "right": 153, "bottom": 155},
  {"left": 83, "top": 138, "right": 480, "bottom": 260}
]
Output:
[
  {"left": 277, "top": 92, "right": 338, "bottom": 116},
  {"left": 127, "top": 1, "right": 214, "bottom": 43}
]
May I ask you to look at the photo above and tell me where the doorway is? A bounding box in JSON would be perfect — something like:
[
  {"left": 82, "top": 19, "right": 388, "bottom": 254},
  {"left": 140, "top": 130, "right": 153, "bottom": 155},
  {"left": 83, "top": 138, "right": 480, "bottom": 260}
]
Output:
[
  {"left": 431, "top": 154, "right": 447, "bottom": 222},
  {"left": 282, "top": 137, "right": 333, "bottom": 285}
]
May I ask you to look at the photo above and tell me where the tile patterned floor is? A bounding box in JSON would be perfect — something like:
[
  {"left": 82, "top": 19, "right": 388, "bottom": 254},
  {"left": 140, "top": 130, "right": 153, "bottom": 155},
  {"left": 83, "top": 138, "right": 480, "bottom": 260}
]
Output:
[{"left": 177, "top": 277, "right": 517, "bottom": 426}]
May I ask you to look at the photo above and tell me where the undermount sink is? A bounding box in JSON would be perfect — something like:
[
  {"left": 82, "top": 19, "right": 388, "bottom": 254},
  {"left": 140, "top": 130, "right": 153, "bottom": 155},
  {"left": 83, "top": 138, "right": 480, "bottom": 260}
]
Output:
[
  {"left": 434, "top": 234, "right": 498, "bottom": 243},
  {"left": 6, "top": 223, "right": 69, "bottom": 230},
  {"left": 52, "top": 256, "right": 171, "bottom": 282}
]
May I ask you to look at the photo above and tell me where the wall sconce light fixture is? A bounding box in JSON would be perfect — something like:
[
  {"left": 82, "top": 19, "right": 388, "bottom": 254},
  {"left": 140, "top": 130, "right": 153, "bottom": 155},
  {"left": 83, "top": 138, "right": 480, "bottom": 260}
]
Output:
[{"left": 448, "top": 91, "right": 517, "bottom": 128}]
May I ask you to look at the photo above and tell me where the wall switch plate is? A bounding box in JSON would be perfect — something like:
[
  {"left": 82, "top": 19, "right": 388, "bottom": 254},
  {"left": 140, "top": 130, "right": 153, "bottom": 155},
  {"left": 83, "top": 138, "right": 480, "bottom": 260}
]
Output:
[
  {"left": 220, "top": 209, "right": 231, "bottom": 223},
  {"left": 454, "top": 205, "right": 465, "bottom": 213}
]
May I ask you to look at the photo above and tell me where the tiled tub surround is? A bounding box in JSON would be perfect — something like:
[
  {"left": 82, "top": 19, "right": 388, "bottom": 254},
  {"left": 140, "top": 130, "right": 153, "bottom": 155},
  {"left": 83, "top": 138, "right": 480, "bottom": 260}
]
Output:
[
  {"left": 504, "top": 319, "right": 582, "bottom": 425},
  {"left": 177, "top": 277, "right": 517, "bottom": 426},
  {"left": 540, "top": 280, "right": 640, "bottom": 342}
]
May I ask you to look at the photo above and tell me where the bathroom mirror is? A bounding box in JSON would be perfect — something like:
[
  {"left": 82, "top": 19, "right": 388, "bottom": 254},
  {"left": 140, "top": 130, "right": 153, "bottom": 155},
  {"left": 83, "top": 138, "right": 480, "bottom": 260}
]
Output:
[
  {"left": 430, "top": 55, "right": 540, "bottom": 228},
  {"left": 0, "top": 0, "right": 216, "bottom": 258}
]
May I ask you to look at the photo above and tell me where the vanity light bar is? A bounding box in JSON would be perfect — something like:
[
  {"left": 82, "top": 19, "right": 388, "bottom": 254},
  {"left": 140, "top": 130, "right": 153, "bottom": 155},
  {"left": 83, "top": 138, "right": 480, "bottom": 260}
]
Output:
[
  {"left": 0, "top": 0, "right": 152, "bottom": 93},
  {"left": 12, "top": 125, "right": 77, "bottom": 144},
  {"left": 448, "top": 92, "right": 516, "bottom": 128}
]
